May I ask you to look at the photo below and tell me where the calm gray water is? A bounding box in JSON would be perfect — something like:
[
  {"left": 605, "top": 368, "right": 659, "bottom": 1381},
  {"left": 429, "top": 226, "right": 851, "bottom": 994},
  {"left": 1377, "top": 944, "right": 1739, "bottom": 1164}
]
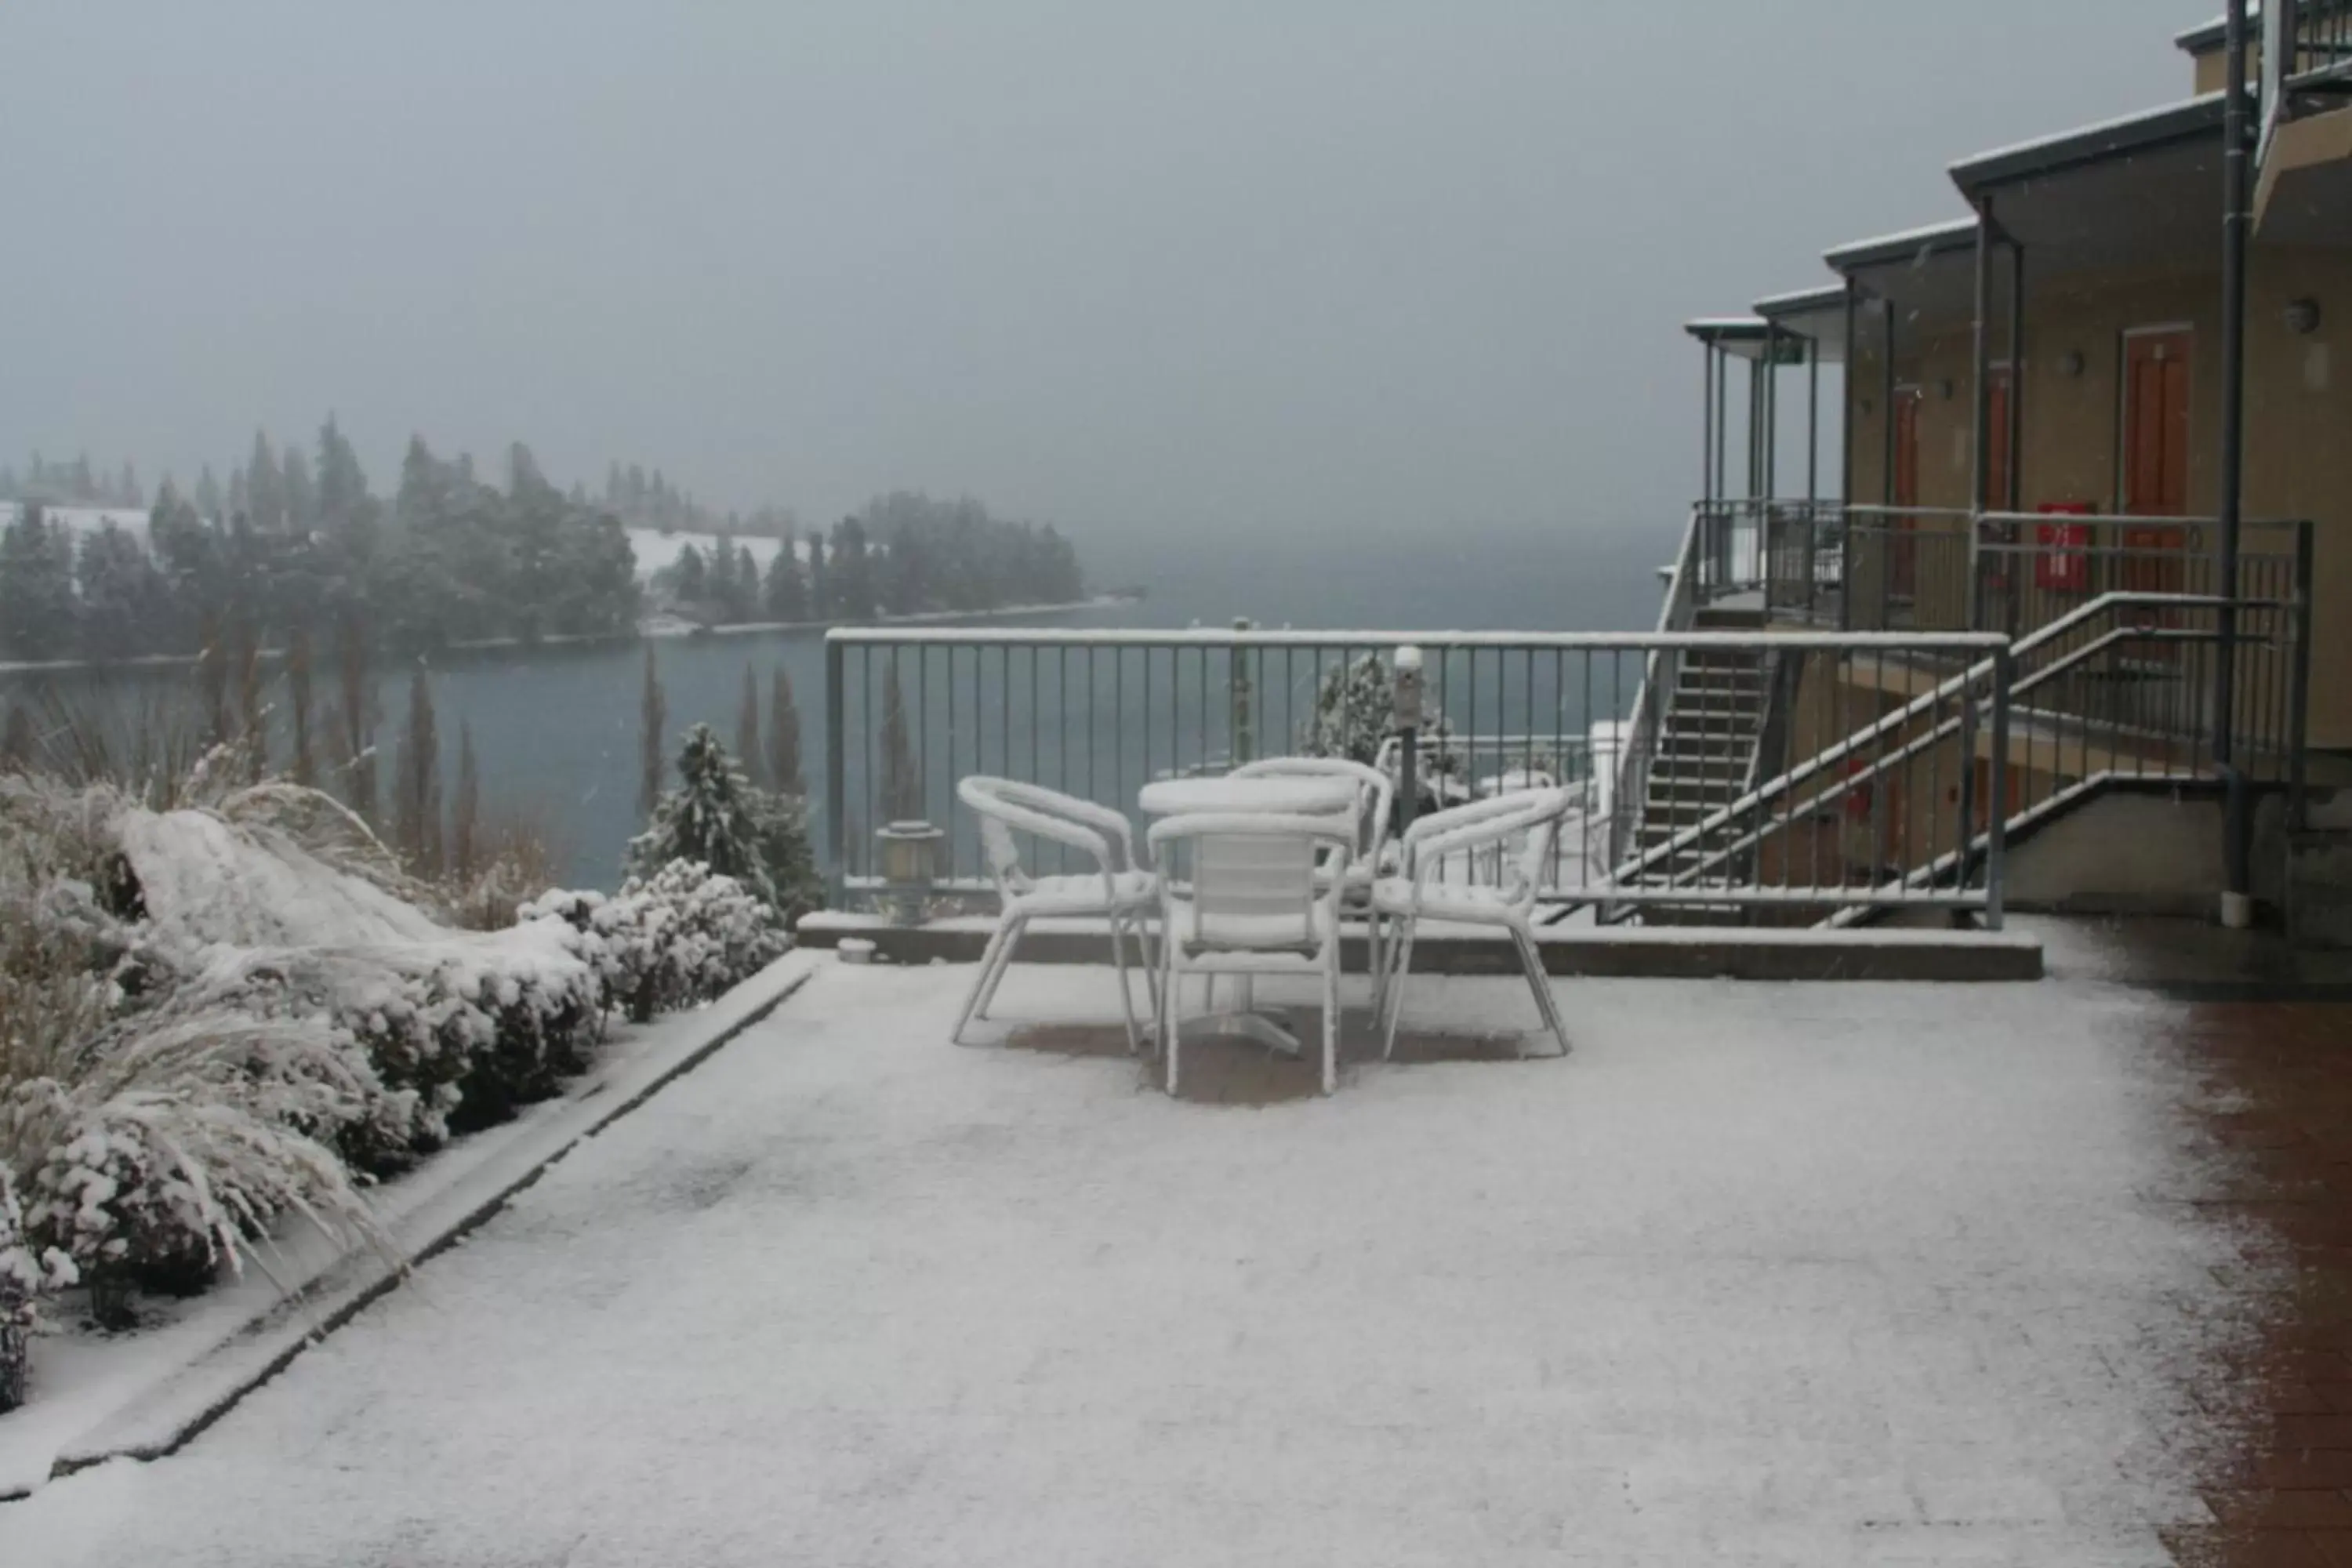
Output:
[{"left": 13, "top": 528, "right": 1668, "bottom": 889}]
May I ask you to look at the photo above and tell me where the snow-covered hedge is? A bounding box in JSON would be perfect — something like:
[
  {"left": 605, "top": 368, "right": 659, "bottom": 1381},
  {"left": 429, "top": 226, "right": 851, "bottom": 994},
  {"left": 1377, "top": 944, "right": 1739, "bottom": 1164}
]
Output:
[
  {"left": 521, "top": 858, "right": 786, "bottom": 1025},
  {"left": 0, "top": 772, "right": 792, "bottom": 1391}
]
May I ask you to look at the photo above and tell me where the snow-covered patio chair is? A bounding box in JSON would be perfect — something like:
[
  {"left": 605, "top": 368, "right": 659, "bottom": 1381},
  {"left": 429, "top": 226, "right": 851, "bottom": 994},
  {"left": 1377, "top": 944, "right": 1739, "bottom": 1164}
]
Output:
[
  {"left": 1229, "top": 756, "right": 1394, "bottom": 979},
  {"left": 1370, "top": 787, "right": 1573, "bottom": 1061},
  {"left": 1149, "top": 811, "right": 1356, "bottom": 1096},
  {"left": 953, "top": 777, "right": 1159, "bottom": 1051}
]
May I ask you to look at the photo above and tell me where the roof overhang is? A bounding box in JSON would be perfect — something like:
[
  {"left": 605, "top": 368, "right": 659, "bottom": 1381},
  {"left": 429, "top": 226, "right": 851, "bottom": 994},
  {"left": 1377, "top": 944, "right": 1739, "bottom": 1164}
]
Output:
[
  {"left": 1683, "top": 316, "right": 1770, "bottom": 361},
  {"left": 1822, "top": 219, "right": 1980, "bottom": 343},
  {"left": 1949, "top": 96, "right": 2225, "bottom": 280},
  {"left": 1752, "top": 284, "right": 1852, "bottom": 361}
]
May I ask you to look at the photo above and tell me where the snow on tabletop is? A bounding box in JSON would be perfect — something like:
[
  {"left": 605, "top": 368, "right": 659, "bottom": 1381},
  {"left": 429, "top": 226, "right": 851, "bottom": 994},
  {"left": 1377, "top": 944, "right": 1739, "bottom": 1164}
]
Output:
[{"left": 2, "top": 961, "right": 2265, "bottom": 1565}]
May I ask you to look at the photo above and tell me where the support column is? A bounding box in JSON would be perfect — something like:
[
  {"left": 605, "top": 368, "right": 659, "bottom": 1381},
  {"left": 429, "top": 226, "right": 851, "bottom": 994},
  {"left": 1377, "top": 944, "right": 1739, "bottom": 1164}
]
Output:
[
  {"left": 1806, "top": 335, "right": 1820, "bottom": 506},
  {"left": 2006, "top": 241, "right": 2026, "bottom": 513},
  {"left": 1702, "top": 339, "right": 1717, "bottom": 508},
  {"left": 1969, "top": 194, "right": 1994, "bottom": 630}
]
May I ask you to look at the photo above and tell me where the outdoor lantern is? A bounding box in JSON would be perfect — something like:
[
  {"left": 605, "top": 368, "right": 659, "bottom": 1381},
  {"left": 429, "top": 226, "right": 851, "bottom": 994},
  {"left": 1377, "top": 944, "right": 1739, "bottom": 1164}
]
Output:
[
  {"left": 1392, "top": 645, "right": 1424, "bottom": 731},
  {"left": 2287, "top": 297, "right": 2323, "bottom": 336},
  {"left": 875, "top": 819, "right": 945, "bottom": 927},
  {"left": 2060, "top": 350, "right": 2087, "bottom": 379}
]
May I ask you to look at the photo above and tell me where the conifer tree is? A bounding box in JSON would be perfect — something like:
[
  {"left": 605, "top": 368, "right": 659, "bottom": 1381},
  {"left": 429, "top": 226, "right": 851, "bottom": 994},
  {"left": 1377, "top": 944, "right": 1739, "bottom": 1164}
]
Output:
[
  {"left": 452, "top": 720, "right": 480, "bottom": 879},
  {"left": 736, "top": 663, "right": 763, "bottom": 787},
  {"left": 768, "top": 664, "right": 805, "bottom": 798},
  {"left": 638, "top": 644, "right": 667, "bottom": 818}
]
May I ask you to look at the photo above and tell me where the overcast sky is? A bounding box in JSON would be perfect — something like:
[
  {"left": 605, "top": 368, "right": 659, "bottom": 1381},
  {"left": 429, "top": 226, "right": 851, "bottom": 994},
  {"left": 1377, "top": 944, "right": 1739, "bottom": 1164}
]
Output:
[{"left": 3, "top": 2, "right": 2217, "bottom": 546}]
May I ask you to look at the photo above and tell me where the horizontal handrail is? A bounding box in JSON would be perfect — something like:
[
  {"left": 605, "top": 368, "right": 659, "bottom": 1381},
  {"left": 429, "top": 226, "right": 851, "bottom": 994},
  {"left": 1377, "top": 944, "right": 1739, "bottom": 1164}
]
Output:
[
  {"left": 1609, "top": 591, "right": 2234, "bottom": 887},
  {"left": 826, "top": 626, "right": 2012, "bottom": 652},
  {"left": 1974, "top": 509, "right": 2315, "bottom": 531}
]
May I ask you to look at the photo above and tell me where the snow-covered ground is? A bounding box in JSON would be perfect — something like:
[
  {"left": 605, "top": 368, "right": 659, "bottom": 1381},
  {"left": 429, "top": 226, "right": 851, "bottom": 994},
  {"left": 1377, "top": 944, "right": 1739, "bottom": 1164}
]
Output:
[{"left": 0, "top": 954, "right": 2257, "bottom": 1566}]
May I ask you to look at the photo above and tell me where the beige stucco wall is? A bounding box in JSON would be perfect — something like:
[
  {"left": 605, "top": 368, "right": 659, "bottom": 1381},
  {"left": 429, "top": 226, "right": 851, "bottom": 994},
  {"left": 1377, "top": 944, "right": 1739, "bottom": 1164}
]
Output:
[{"left": 1841, "top": 244, "right": 2352, "bottom": 746}]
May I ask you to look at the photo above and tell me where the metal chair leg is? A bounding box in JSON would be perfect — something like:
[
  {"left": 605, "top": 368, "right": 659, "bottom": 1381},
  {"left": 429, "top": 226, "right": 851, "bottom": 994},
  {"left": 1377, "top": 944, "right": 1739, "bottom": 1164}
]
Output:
[
  {"left": 1322, "top": 946, "right": 1340, "bottom": 1095},
  {"left": 1512, "top": 924, "right": 1570, "bottom": 1058},
  {"left": 1160, "top": 942, "right": 1181, "bottom": 1096},
  {"left": 971, "top": 913, "right": 1026, "bottom": 1023},
  {"left": 1381, "top": 919, "right": 1418, "bottom": 1061},
  {"left": 1111, "top": 914, "right": 1144, "bottom": 1054},
  {"left": 953, "top": 919, "right": 1015, "bottom": 1044}
]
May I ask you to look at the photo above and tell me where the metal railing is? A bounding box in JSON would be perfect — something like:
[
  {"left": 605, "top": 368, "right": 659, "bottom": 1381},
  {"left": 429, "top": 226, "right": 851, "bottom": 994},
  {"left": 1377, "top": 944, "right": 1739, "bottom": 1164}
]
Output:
[
  {"left": 822, "top": 624, "right": 2018, "bottom": 923},
  {"left": 2277, "top": 0, "right": 2352, "bottom": 84}
]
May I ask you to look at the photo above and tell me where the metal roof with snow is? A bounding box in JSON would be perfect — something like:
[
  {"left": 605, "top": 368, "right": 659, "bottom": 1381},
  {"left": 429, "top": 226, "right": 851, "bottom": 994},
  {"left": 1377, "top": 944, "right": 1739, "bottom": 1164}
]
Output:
[{"left": 1948, "top": 93, "right": 2225, "bottom": 195}]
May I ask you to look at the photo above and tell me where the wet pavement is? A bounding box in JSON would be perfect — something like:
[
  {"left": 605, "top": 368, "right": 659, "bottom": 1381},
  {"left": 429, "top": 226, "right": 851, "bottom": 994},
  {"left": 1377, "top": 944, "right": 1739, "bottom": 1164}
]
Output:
[{"left": 2056, "top": 919, "right": 2352, "bottom": 1567}]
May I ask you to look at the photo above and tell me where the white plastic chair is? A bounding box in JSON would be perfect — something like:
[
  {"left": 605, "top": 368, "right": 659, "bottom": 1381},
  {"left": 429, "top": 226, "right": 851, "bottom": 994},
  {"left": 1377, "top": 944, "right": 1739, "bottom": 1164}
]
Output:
[
  {"left": 954, "top": 777, "right": 1159, "bottom": 1051},
  {"left": 1149, "top": 811, "right": 1355, "bottom": 1096},
  {"left": 1230, "top": 755, "right": 1396, "bottom": 983},
  {"left": 1370, "top": 787, "right": 1573, "bottom": 1060}
]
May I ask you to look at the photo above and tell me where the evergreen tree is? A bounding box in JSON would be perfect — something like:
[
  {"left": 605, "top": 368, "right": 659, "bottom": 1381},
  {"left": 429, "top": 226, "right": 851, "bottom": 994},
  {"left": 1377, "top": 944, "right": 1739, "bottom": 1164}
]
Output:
[
  {"left": 394, "top": 666, "right": 442, "bottom": 873},
  {"left": 233, "top": 619, "right": 267, "bottom": 782},
  {"left": 672, "top": 543, "right": 707, "bottom": 603},
  {"left": 117, "top": 460, "right": 140, "bottom": 508},
  {"left": 0, "top": 503, "right": 77, "bottom": 659},
  {"left": 0, "top": 704, "right": 31, "bottom": 772},
  {"left": 246, "top": 431, "right": 285, "bottom": 533},
  {"left": 227, "top": 463, "right": 249, "bottom": 521},
  {"left": 828, "top": 516, "right": 876, "bottom": 619},
  {"left": 735, "top": 663, "right": 762, "bottom": 786},
  {"left": 735, "top": 545, "right": 759, "bottom": 619},
  {"left": 805, "top": 535, "right": 828, "bottom": 618},
  {"left": 710, "top": 534, "right": 738, "bottom": 609},
  {"left": 763, "top": 538, "right": 808, "bottom": 620},
  {"left": 194, "top": 464, "right": 223, "bottom": 521},
  {"left": 315, "top": 413, "right": 368, "bottom": 528},
  {"left": 338, "top": 617, "right": 377, "bottom": 822},
  {"left": 452, "top": 720, "right": 480, "bottom": 878},
  {"left": 74, "top": 521, "right": 166, "bottom": 661},
  {"left": 288, "top": 623, "right": 316, "bottom": 786},
  {"left": 638, "top": 644, "right": 667, "bottom": 818},
  {"left": 768, "top": 664, "right": 805, "bottom": 797},
  {"left": 625, "top": 724, "right": 818, "bottom": 918},
  {"left": 281, "top": 445, "right": 316, "bottom": 532}
]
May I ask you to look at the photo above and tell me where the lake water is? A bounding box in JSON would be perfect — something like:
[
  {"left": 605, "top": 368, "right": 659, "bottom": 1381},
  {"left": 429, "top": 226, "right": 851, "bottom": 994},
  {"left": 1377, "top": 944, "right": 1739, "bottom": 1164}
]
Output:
[{"left": 11, "top": 527, "right": 1670, "bottom": 889}]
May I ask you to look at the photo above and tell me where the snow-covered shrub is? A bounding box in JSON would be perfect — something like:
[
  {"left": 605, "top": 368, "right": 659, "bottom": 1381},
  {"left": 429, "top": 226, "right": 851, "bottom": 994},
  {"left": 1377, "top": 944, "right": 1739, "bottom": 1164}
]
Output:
[
  {"left": 5, "top": 1000, "right": 385, "bottom": 1323},
  {"left": 524, "top": 859, "right": 785, "bottom": 1024},
  {"left": 626, "top": 725, "right": 821, "bottom": 920},
  {"left": 2, "top": 1164, "right": 75, "bottom": 1413}
]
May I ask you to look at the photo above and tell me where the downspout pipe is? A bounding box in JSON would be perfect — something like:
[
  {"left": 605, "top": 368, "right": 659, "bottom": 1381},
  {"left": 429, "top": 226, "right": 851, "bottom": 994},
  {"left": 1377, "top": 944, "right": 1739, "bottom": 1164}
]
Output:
[
  {"left": 2219, "top": 0, "right": 2252, "bottom": 927},
  {"left": 1969, "top": 194, "right": 1994, "bottom": 632}
]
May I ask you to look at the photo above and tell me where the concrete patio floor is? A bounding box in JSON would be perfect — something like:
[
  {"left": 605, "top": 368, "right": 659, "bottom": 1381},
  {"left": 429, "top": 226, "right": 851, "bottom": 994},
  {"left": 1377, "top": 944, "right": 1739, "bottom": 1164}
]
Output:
[{"left": 0, "top": 927, "right": 2325, "bottom": 1566}]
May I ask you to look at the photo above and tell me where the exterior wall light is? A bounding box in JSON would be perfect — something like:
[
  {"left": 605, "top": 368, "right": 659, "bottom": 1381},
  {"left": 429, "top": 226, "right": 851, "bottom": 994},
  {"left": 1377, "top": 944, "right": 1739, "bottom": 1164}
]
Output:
[
  {"left": 2287, "top": 297, "right": 2323, "bottom": 336},
  {"left": 2060, "top": 350, "right": 2087, "bottom": 378},
  {"left": 1939, "top": 379, "right": 1957, "bottom": 401}
]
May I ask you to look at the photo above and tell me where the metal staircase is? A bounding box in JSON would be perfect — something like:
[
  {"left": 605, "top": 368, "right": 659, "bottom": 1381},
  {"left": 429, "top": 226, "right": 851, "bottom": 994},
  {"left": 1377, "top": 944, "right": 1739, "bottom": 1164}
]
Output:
[{"left": 1627, "top": 608, "right": 1772, "bottom": 919}]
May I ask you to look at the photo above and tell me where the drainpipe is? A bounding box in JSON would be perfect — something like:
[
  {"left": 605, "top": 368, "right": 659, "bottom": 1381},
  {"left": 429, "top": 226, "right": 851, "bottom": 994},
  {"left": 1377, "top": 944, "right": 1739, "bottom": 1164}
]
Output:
[{"left": 2219, "top": 0, "right": 2252, "bottom": 928}]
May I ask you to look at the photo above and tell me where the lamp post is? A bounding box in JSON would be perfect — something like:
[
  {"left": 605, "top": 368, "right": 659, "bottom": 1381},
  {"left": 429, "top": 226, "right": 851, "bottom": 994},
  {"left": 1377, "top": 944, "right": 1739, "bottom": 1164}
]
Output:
[{"left": 1394, "top": 645, "right": 1424, "bottom": 837}]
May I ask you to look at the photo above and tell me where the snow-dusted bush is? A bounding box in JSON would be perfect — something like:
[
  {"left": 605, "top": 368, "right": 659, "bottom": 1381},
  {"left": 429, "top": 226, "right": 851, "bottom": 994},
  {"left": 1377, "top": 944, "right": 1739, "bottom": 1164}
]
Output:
[
  {"left": 2, "top": 1164, "right": 75, "bottom": 1413},
  {"left": 524, "top": 859, "right": 785, "bottom": 1025}
]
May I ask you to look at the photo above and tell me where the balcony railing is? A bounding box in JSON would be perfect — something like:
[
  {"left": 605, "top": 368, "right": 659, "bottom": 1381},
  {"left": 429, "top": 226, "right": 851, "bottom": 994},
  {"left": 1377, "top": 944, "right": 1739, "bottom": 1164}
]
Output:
[{"left": 822, "top": 622, "right": 2017, "bottom": 924}]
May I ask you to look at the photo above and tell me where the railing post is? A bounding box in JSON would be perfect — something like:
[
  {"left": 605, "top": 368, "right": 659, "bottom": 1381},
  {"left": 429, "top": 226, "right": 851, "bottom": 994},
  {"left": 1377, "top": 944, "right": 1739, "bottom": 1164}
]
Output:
[
  {"left": 2291, "top": 519, "right": 2315, "bottom": 830},
  {"left": 1986, "top": 644, "right": 2012, "bottom": 931},
  {"left": 1957, "top": 675, "right": 1980, "bottom": 900},
  {"left": 1230, "top": 618, "right": 1255, "bottom": 765},
  {"left": 825, "top": 633, "right": 848, "bottom": 908}
]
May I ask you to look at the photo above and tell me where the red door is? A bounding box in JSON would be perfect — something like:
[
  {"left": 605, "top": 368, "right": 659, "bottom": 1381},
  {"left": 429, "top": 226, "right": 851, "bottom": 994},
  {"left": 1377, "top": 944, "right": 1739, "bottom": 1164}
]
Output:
[
  {"left": 2122, "top": 330, "right": 2193, "bottom": 659},
  {"left": 1891, "top": 387, "right": 1922, "bottom": 599}
]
